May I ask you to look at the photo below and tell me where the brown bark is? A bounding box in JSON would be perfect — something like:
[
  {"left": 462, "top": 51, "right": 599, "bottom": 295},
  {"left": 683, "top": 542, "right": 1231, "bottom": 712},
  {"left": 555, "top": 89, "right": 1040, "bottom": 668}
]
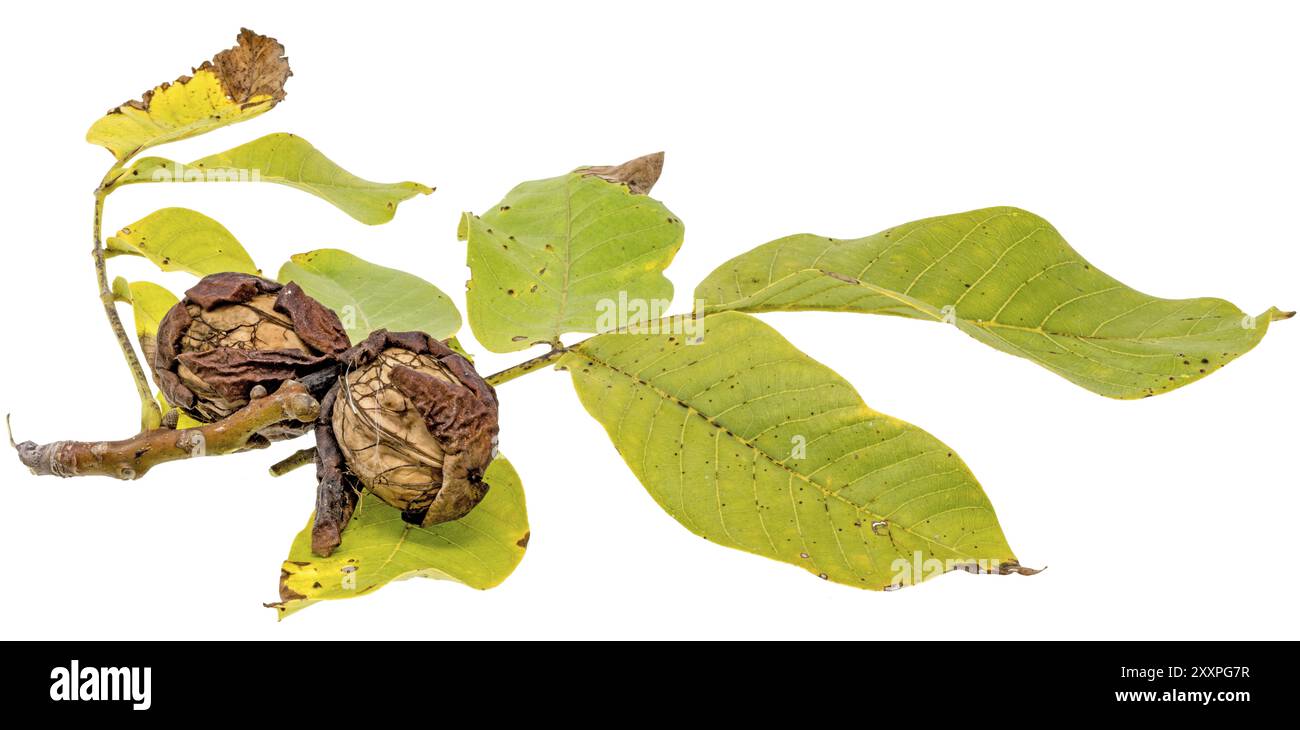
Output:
[{"left": 12, "top": 380, "right": 320, "bottom": 480}]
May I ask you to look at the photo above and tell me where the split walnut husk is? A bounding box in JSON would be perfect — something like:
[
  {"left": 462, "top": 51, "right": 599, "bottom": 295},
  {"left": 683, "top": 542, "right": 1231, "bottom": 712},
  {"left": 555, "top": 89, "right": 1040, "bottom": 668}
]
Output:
[
  {"left": 311, "top": 330, "right": 500, "bottom": 556},
  {"left": 153, "top": 272, "right": 350, "bottom": 440}
]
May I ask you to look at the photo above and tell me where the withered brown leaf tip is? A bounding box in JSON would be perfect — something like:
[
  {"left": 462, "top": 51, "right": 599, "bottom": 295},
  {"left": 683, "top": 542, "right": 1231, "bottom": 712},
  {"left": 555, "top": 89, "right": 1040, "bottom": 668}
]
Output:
[
  {"left": 311, "top": 330, "right": 500, "bottom": 557},
  {"left": 580, "top": 151, "right": 665, "bottom": 195},
  {"left": 205, "top": 28, "right": 292, "bottom": 105},
  {"left": 153, "top": 272, "right": 350, "bottom": 440}
]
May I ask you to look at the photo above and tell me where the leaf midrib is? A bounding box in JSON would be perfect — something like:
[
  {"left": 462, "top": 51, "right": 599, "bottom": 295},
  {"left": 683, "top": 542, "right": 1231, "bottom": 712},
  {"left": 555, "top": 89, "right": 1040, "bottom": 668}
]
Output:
[
  {"left": 552, "top": 175, "right": 575, "bottom": 344},
  {"left": 718, "top": 266, "right": 1245, "bottom": 345}
]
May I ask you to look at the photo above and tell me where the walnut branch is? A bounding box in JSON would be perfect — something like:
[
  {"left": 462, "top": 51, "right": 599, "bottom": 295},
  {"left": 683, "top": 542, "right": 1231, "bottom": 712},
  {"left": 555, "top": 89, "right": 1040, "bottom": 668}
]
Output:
[{"left": 12, "top": 380, "right": 320, "bottom": 480}]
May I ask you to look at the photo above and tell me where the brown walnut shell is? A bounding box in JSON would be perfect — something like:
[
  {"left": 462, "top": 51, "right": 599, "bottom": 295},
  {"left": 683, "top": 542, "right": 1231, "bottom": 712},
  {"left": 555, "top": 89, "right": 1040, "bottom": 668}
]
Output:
[
  {"left": 153, "top": 272, "right": 350, "bottom": 439},
  {"left": 310, "top": 330, "right": 499, "bottom": 556}
]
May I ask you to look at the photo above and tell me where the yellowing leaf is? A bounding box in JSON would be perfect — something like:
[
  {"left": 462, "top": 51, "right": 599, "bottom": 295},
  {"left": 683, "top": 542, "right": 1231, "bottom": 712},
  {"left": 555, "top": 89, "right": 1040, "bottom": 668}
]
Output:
[
  {"left": 270, "top": 456, "right": 529, "bottom": 619},
  {"left": 87, "top": 29, "right": 291, "bottom": 161},
  {"left": 561, "top": 312, "right": 1033, "bottom": 590},
  {"left": 459, "top": 153, "right": 684, "bottom": 352},
  {"left": 697, "top": 207, "right": 1293, "bottom": 399},
  {"left": 111, "top": 278, "right": 203, "bottom": 429},
  {"left": 114, "top": 134, "right": 432, "bottom": 225},
  {"left": 111, "top": 277, "right": 178, "bottom": 365},
  {"left": 277, "top": 249, "right": 461, "bottom": 343},
  {"left": 107, "top": 208, "right": 259, "bottom": 277}
]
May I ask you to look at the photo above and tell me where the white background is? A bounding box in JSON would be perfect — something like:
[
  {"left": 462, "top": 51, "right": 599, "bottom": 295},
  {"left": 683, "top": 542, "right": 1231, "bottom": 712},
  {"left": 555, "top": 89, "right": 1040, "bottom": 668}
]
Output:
[{"left": 1, "top": 1, "right": 1296, "bottom": 640}]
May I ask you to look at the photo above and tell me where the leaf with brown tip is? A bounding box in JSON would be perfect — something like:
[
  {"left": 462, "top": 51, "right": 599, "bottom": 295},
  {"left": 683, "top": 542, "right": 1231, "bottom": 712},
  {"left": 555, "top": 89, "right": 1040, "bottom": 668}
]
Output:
[{"left": 88, "top": 28, "right": 291, "bottom": 162}]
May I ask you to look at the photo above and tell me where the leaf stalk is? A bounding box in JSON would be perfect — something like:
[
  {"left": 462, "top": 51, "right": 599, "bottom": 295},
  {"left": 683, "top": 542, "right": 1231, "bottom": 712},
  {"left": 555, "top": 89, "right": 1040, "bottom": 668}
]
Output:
[
  {"left": 485, "top": 347, "right": 567, "bottom": 387},
  {"left": 93, "top": 161, "right": 163, "bottom": 431}
]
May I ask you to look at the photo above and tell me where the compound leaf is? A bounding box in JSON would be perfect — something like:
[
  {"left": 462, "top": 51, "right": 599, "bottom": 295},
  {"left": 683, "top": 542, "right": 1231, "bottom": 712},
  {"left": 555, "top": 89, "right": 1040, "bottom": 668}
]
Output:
[
  {"left": 459, "top": 152, "right": 684, "bottom": 352},
  {"left": 696, "top": 207, "right": 1292, "bottom": 399},
  {"left": 87, "top": 29, "right": 291, "bottom": 162},
  {"left": 560, "top": 311, "right": 1032, "bottom": 590},
  {"left": 107, "top": 208, "right": 259, "bottom": 277},
  {"left": 271, "top": 456, "right": 528, "bottom": 619},
  {"left": 277, "top": 249, "right": 461, "bottom": 343},
  {"left": 115, "top": 134, "right": 432, "bottom": 225}
]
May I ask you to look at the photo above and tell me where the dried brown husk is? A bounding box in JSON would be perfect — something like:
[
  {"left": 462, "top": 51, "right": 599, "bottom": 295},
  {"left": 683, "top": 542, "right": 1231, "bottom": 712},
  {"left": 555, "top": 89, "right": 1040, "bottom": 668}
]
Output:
[
  {"left": 311, "top": 330, "right": 499, "bottom": 556},
  {"left": 154, "top": 272, "right": 349, "bottom": 439}
]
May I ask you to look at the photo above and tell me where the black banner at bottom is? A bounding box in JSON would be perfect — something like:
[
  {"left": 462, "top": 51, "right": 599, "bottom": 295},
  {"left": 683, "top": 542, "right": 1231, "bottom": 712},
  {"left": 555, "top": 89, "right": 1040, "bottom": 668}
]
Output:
[{"left": 2, "top": 640, "right": 1289, "bottom": 718}]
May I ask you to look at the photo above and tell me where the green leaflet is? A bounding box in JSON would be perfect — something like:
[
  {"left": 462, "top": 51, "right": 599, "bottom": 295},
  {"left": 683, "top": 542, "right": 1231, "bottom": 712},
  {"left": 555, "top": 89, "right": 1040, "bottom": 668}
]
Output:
[
  {"left": 110, "top": 277, "right": 177, "bottom": 366},
  {"left": 560, "top": 311, "right": 1031, "bottom": 590},
  {"left": 271, "top": 456, "right": 529, "bottom": 619},
  {"left": 459, "top": 154, "right": 684, "bottom": 352},
  {"left": 696, "top": 207, "right": 1292, "bottom": 399},
  {"left": 115, "top": 134, "right": 433, "bottom": 225},
  {"left": 106, "top": 208, "right": 260, "bottom": 277},
  {"left": 277, "top": 249, "right": 461, "bottom": 343}
]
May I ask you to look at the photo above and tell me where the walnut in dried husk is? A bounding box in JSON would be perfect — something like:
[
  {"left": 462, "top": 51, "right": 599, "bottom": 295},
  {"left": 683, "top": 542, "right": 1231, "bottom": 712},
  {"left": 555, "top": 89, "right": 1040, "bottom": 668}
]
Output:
[
  {"left": 153, "top": 272, "right": 350, "bottom": 439},
  {"left": 311, "top": 330, "right": 499, "bottom": 556}
]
